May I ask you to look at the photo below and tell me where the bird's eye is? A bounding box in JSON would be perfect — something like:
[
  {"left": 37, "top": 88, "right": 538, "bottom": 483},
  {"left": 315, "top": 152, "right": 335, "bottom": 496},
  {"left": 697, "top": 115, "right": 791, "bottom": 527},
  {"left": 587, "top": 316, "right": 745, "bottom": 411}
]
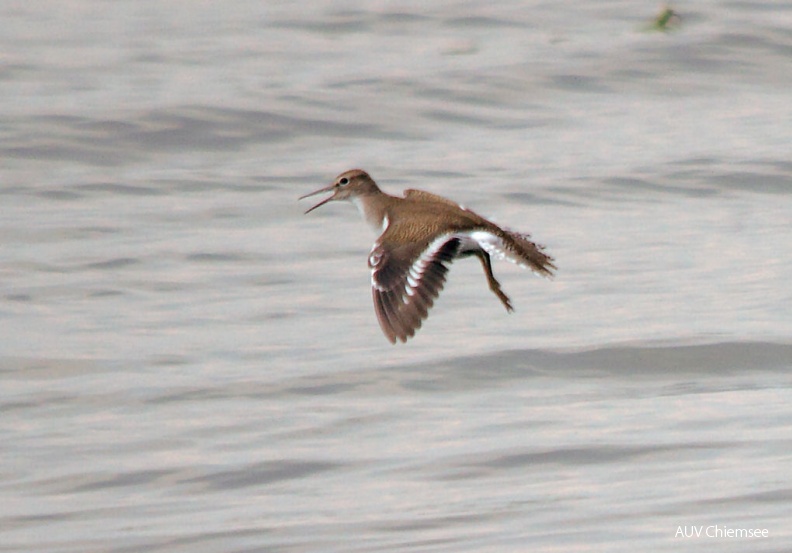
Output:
[{"left": 339, "top": 177, "right": 349, "bottom": 186}]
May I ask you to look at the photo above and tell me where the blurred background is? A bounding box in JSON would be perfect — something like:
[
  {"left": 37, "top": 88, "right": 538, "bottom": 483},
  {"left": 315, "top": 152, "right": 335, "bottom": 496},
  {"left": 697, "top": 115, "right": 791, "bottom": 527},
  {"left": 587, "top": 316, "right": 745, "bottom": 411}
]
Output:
[{"left": 2, "top": 1, "right": 791, "bottom": 552}]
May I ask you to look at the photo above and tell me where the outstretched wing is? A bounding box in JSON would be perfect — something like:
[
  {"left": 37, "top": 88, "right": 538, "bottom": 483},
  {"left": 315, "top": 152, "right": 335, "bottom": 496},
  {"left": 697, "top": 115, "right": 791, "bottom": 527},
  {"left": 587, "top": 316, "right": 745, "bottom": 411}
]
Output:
[{"left": 368, "top": 233, "right": 461, "bottom": 343}]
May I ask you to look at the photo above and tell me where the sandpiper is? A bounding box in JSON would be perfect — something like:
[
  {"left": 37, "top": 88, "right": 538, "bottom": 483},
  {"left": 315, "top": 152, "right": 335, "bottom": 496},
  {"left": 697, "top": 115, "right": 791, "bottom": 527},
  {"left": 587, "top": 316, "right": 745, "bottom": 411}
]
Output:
[{"left": 300, "top": 169, "right": 556, "bottom": 343}]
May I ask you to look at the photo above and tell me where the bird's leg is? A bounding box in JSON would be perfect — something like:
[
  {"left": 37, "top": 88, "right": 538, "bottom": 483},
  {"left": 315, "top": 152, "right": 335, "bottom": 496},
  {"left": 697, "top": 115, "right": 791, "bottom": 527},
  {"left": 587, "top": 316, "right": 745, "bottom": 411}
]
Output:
[{"left": 473, "top": 250, "right": 514, "bottom": 312}]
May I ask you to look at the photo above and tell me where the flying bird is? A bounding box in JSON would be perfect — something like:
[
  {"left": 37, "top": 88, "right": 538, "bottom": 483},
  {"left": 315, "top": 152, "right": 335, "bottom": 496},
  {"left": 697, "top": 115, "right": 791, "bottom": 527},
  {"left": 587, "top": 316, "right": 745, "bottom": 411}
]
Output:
[{"left": 300, "top": 169, "right": 555, "bottom": 343}]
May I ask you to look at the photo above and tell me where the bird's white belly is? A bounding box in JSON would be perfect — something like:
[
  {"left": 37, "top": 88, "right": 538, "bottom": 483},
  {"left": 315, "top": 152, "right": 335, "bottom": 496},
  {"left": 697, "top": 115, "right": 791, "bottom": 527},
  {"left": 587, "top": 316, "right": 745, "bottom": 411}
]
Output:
[{"left": 456, "top": 230, "right": 499, "bottom": 255}]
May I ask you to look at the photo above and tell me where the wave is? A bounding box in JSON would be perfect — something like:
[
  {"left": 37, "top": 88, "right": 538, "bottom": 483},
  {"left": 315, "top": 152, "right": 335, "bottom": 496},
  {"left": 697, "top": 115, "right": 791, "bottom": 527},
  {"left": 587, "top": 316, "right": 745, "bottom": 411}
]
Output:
[
  {"left": 203, "top": 340, "right": 792, "bottom": 400},
  {"left": 444, "top": 340, "right": 792, "bottom": 376}
]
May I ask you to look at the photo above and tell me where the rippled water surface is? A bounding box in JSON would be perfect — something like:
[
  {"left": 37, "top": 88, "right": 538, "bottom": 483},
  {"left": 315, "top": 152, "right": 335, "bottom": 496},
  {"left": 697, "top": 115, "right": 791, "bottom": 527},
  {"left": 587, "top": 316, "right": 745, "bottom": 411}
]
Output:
[{"left": 2, "top": 1, "right": 792, "bottom": 552}]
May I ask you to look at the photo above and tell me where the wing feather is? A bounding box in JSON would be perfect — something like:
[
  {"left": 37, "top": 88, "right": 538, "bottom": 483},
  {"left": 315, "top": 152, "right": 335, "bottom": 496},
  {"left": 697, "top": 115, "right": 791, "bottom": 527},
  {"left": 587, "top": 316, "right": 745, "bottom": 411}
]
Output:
[{"left": 369, "top": 234, "right": 460, "bottom": 343}]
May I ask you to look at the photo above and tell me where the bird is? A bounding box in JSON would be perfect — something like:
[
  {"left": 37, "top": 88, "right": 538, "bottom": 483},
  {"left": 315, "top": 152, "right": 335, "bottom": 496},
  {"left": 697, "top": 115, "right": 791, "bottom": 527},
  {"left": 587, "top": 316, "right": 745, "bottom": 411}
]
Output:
[{"left": 299, "top": 169, "right": 556, "bottom": 343}]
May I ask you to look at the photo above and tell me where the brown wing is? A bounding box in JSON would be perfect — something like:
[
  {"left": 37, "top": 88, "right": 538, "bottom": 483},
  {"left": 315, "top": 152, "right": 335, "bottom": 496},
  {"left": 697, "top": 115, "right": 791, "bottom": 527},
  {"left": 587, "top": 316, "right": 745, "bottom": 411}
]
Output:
[
  {"left": 404, "top": 189, "right": 555, "bottom": 276},
  {"left": 403, "top": 189, "right": 461, "bottom": 207},
  {"left": 368, "top": 233, "right": 461, "bottom": 343}
]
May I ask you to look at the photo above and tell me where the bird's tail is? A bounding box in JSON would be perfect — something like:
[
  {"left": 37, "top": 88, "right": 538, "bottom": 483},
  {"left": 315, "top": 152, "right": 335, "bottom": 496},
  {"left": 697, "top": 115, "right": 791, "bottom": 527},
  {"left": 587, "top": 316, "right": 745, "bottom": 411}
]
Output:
[{"left": 501, "top": 230, "right": 557, "bottom": 278}]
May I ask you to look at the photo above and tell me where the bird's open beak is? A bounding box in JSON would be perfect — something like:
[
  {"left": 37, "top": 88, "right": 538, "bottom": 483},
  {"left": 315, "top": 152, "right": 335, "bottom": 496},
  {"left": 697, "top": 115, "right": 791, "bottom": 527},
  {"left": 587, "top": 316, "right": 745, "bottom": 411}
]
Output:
[{"left": 299, "top": 184, "right": 337, "bottom": 214}]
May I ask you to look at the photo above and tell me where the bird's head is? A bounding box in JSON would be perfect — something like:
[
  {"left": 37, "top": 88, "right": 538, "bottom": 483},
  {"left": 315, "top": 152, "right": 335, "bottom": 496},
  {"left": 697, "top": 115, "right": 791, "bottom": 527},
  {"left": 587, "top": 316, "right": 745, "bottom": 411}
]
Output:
[{"left": 300, "top": 169, "right": 376, "bottom": 213}]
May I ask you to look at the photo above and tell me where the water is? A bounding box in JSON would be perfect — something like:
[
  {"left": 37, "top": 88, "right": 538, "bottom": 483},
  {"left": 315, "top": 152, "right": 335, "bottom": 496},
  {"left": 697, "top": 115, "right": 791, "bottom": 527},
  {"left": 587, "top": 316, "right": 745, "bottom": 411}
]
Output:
[{"left": 2, "top": 1, "right": 792, "bottom": 551}]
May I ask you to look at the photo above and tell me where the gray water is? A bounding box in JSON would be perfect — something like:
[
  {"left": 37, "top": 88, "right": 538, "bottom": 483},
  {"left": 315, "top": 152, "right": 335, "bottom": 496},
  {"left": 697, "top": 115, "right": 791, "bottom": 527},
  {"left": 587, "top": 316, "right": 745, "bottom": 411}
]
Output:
[{"left": 2, "top": 1, "right": 792, "bottom": 552}]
